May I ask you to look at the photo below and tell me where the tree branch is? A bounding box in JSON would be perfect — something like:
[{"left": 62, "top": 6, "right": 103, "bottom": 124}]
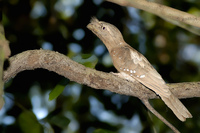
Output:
[
  {"left": 107, "top": 0, "right": 200, "bottom": 29},
  {"left": 142, "top": 99, "right": 180, "bottom": 133},
  {"left": 3, "top": 49, "right": 199, "bottom": 132},
  {"left": 3, "top": 50, "right": 200, "bottom": 100}
]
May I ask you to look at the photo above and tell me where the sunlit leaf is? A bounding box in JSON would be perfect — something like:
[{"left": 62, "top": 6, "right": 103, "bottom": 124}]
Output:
[
  {"left": 72, "top": 54, "right": 98, "bottom": 68},
  {"left": 49, "top": 79, "right": 70, "bottom": 101},
  {"left": 93, "top": 129, "right": 115, "bottom": 133},
  {"left": 18, "top": 111, "right": 43, "bottom": 133}
]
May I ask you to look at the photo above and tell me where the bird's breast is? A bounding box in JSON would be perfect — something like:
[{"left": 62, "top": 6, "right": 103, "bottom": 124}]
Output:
[{"left": 110, "top": 47, "right": 137, "bottom": 72}]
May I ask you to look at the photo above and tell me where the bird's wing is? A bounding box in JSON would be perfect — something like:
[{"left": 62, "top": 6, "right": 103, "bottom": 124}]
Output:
[{"left": 111, "top": 46, "right": 171, "bottom": 97}]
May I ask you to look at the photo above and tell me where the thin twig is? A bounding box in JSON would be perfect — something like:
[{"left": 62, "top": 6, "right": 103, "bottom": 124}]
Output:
[{"left": 141, "top": 99, "right": 180, "bottom": 133}]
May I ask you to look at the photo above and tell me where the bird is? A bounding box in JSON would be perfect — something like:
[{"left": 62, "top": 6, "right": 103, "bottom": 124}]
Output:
[{"left": 87, "top": 17, "right": 192, "bottom": 121}]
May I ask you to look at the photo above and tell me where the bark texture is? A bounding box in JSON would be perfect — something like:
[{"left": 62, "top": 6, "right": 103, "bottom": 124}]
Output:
[{"left": 3, "top": 50, "right": 200, "bottom": 100}]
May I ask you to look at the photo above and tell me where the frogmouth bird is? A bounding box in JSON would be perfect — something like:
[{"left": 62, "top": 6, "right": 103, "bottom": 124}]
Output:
[{"left": 87, "top": 17, "right": 192, "bottom": 122}]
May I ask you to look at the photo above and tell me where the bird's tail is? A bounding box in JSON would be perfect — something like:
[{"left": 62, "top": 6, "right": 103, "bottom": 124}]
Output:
[{"left": 161, "top": 94, "right": 192, "bottom": 121}]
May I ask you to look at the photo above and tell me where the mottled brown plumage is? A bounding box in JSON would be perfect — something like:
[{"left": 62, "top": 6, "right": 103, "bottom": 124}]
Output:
[{"left": 87, "top": 17, "right": 192, "bottom": 121}]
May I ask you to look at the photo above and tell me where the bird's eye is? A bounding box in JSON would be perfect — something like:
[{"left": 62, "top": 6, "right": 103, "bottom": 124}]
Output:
[{"left": 100, "top": 23, "right": 106, "bottom": 30}]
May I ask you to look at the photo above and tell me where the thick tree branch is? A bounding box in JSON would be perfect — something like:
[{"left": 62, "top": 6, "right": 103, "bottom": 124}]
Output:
[
  {"left": 3, "top": 50, "right": 199, "bottom": 132},
  {"left": 3, "top": 50, "right": 200, "bottom": 100},
  {"left": 107, "top": 0, "right": 200, "bottom": 29}
]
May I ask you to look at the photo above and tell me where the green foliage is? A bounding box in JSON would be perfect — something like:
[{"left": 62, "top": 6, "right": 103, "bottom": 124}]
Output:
[
  {"left": 72, "top": 54, "right": 98, "bottom": 68},
  {"left": 93, "top": 129, "right": 115, "bottom": 133},
  {"left": 48, "top": 114, "right": 70, "bottom": 129},
  {"left": 2, "top": 0, "right": 200, "bottom": 133},
  {"left": 49, "top": 79, "right": 70, "bottom": 101},
  {"left": 18, "top": 111, "right": 43, "bottom": 133}
]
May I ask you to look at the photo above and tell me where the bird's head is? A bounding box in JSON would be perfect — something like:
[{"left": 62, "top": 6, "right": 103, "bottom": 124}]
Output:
[{"left": 87, "top": 17, "right": 125, "bottom": 50}]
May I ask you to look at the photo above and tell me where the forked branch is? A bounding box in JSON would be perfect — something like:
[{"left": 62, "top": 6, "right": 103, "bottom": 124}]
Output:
[{"left": 3, "top": 50, "right": 200, "bottom": 132}]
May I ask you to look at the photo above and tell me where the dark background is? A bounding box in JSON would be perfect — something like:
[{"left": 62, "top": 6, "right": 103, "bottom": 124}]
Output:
[{"left": 1, "top": 0, "right": 200, "bottom": 133}]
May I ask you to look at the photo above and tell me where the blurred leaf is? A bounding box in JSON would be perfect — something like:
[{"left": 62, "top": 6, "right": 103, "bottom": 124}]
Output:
[
  {"left": 18, "top": 111, "right": 43, "bottom": 133},
  {"left": 93, "top": 129, "right": 115, "bottom": 133},
  {"left": 49, "top": 79, "right": 70, "bottom": 101},
  {"left": 188, "top": 7, "right": 200, "bottom": 16},
  {"left": 72, "top": 54, "right": 98, "bottom": 68},
  {"left": 45, "top": 109, "right": 70, "bottom": 129},
  {"left": 48, "top": 114, "right": 70, "bottom": 129}
]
